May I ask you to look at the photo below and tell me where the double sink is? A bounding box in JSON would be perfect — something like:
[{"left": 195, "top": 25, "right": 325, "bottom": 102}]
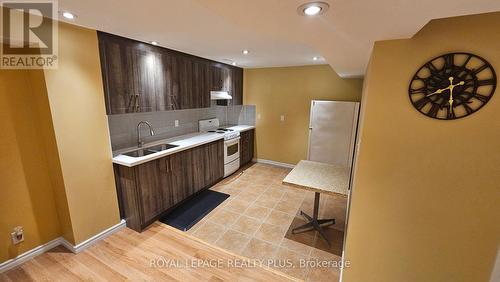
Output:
[{"left": 123, "top": 143, "right": 179, "bottom": 158}]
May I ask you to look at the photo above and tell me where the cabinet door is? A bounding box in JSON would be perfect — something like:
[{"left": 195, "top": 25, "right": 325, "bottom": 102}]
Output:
[
  {"left": 156, "top": 50, "right": 180, "bottom": 111},
  {"left": 191, "top": 145, "right": 208, "bottom": 192},
  {"left": 192, "top": 58, "right": 211, "bottom": 108},
  {"left": 176, "top": 55, "right": 194, "bottom": 109},
  {"left": 158, "top": 156, "right": 174, "bottom": 211},
  {"left": 210, "top": 63, "right": 232, "bottom": 91},
  {"left": 135, "top": 160, "right": 164, "bottom": 224},
  {"left": 169, "top": 149, "right": 194, "bottom": 205},
  {"left": 208, "top": 140, "right": 224, "bottom": 185},
  {"left": 221, "top": 65, "right": 232, "bottom": 92},
  {"left": 98, "top": 33, "right": 135, "bottom": 114},
  {"left": 129, "top": 44, "right": 156, "bottom": 112},
  {"left": 114, "top": 165, "right": 142, "bottom": 231},
  {"left": 231, "top": 67, "right": 243, "bottom": 105},
  {"left": 240, "top": 131, "right": 249, "bottom": 165},
  {"left": 247, "top": 129, "right": 254, "bottom": 163},
  {"left": 240, "top": 129, "right": 255, "bottom": 165}
]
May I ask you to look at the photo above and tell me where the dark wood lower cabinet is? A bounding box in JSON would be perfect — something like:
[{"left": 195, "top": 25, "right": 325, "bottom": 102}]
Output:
[
  {"left": 114, "top": 140, "right": 224, "bottom": 231},
  {"left": 240, "top": 129, "right": 255, "bottom": 166}
]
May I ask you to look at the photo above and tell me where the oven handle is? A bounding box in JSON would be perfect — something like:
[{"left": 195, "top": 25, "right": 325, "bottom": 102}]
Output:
[{"left": 225, "top": 137, "right": 240, "bottom": 146}]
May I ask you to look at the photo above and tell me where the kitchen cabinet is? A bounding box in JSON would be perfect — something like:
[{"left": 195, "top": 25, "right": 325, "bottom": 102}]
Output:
[
  {"left": 210, "top": 63, "right": 231, "bottom": 92},
  {"left": 130, "top": 45, "right": 157, "bottom": 112},
  {"left": 240, "top": 129, "right": 255, "bottom": 166},
  {"left": 231, "top": 67, "right": 243, "bottom": 105},
  {"left": 98, "top": 33, "right": 157, "bottom": 114},
  {"left": 211, "top": 63, "right": 243, "bottom": 105},
  {"left": 178, "top": 56, "right": 211, "bottom": 109},
  {"left": 114, "top": 140, "right": 224, "bottom": 231},
  {"left": 155, "top": 50, "right": 180, "bottom": 111},
  {"left": 97, "top": 34, "right": 134, "bottom": 114},
  {"left": 98, "top": 31, "right": 243, "bottom": 114}
]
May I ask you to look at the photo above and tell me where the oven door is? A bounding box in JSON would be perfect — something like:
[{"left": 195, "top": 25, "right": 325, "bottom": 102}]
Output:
[{"left": 224, "top": 137, "right": 240, "bottom": 164}]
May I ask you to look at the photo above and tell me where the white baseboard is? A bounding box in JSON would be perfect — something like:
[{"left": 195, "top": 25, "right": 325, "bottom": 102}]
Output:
[
  {"left": 0, "top": 237, "right": 61, "bottom": 273},
  {"left": 60, "top": 219, "right": 126, "bottom": 254},
  {"left": 253, "top": 158, "right": 296, "bottom": 169},
  {"left": 0, "top": 219, "right": 126, "bottom": 273}
]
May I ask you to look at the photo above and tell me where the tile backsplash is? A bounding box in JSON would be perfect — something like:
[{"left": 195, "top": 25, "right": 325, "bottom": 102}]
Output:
[{"left": 108, "top": 103, "right": 256, "bottom": 151}]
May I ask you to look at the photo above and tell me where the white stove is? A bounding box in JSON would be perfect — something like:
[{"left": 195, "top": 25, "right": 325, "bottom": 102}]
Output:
[
  {"left": 199, "top": 118, "right": 240, "bottom": 177},
  {"left": 199, "top": 118, "right": 240, "bottom": 140}
]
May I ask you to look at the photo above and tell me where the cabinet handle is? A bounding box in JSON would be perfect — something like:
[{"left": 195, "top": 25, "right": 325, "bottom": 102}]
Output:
[
  {"left": 134, "top": 94, "right": 140, "bottom": 112},
  {"left": 126, "top": 94, "right": 134, "bottom": 112}
]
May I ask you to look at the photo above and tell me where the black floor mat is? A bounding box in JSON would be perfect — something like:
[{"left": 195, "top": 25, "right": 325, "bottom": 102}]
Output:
[{"left": 159, "top": 190, "right": 229, "bottom": 231}]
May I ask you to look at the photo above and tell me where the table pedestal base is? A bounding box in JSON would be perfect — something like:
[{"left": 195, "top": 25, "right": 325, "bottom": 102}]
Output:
[{"left": 292, "top": 192, "right": 335, "bottom": 246}]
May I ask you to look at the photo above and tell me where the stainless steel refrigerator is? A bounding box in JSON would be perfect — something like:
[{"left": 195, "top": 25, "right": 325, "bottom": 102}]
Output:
[{"left": 307, "top": 100, "right": 360, "bottom": 169}]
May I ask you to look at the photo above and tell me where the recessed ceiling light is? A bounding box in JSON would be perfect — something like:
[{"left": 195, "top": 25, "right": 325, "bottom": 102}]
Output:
[
  {"left": 304, "top": 6, "right": 321, "bottom": 15},
  {"left": 297, "top": 2, "right": 329, "bottom": 16},
  {"left": 242, "top": 50, "right": 249, "bottom": 55},
  {"left": 151, "top": 41, "right": 158, "bottom": 46},
  {"left": 232, "top": 62, "right": 237, "bottom": 66},
  {"left": 313, "top": 56, "right": 320, "bottom": 61},
  {"left": 62, "top": 11, "right": 75, "bottom": 20}
]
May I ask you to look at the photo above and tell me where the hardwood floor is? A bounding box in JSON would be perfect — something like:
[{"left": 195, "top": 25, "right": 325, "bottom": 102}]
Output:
[{"left": 0, "top": 223, "right": 297, "bottom": 282}]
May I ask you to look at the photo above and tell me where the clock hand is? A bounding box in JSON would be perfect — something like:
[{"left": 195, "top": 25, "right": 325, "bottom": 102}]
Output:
[
  {"left": 426, "top": 88, "right": 444, "bottom": 97},
  {"left": 447, "top": 77, "right": 464, "bottom": 112},
  {"left": 426, "top": 79, "right": 464, "bottom": 97}
]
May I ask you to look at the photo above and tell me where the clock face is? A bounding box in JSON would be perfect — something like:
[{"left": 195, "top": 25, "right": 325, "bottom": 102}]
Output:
[{"left": 409, "top": 52, "right": 496, "bottom": 120}]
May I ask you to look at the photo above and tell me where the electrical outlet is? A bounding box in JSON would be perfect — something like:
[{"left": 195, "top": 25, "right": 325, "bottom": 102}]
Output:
[
  {"left": 11, "top": 226, "right": 24, "bottom": 245},
  {"left": 280, "top": 114, "right": 285, "bottom": 122},
  {"left": 174, "top": 120, "right": 179, "bottom": 127}
]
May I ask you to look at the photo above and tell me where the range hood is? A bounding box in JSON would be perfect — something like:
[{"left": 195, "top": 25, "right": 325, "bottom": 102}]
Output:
[{"left": 210, "top": 91, "right": 232, "bottom": 100}]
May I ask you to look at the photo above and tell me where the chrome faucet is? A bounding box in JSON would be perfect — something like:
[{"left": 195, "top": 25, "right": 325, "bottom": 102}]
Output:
[{"left": 137, "top": 121, "right": 155, "bottom": 147}]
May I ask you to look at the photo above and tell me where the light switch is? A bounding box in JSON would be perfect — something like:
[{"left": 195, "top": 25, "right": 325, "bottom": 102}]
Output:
[
  {"left": 174, "top": 120, "right": 179, "bottom": 127},
  {"left": 257, "top": 113, "right": 261, "bottom": 120},
  {"left": 280, "top": 115, "right": 285, "bottom": 122}
]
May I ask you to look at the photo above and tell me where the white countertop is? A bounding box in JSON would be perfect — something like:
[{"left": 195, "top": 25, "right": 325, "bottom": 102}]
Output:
[{"left": 112, "top": 125, "right": 255, "bottom": 167}]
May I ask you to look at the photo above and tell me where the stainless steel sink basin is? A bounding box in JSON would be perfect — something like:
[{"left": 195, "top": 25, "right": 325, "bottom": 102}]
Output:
[{"left": 122, "top": 143, "right": 179, "bottom": 158}]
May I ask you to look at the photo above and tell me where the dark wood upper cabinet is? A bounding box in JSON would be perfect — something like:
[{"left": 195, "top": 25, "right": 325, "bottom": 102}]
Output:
[
  {"left": 130, "top": 45, "right": 157, "bottom": 112},
  {"left": 231, "top": 67, "right": 243, "bottom": 105},
  {"left": 98, "top": 34, "right": 135, "bottom": 114},
  {"left": 98, "top": 31, "right": 243, "bottom": 115},
  {"left": 154, "top": 49, "right": 178, "bottom": 111}
]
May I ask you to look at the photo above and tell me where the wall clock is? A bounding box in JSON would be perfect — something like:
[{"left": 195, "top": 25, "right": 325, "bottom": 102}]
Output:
[{"left": 409, "top": 52, "right": 496, "bottom": 120}]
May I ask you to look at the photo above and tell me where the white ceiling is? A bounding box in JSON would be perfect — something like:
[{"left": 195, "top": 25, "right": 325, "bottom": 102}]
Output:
[{"left": 56, "top": 0, "right": 500, "bottom": 77}]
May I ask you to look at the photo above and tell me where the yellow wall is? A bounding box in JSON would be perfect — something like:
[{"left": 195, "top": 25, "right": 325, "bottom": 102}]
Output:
[
  {"left": 0, "top": 21, "right": 120, "bottom": 263},
  {"left": 244, "top": 65, "right": 363, "bottom": 165},
  {"left": 344, "top": 12, "right": 500, "bottom": 282},
  {"left": 42, "top": 22, "right": 120, "bottom": 244},
  {"left": 0, "top": 70, "right": 61, "bottom": 262}
]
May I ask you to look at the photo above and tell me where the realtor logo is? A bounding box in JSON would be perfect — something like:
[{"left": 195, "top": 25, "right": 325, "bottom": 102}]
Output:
[{"left": 1, "top": 1, "right": 58, "bottom": 69}]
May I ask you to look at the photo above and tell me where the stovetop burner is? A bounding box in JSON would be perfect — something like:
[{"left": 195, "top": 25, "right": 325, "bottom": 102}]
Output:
[
  {"left": 208, "top": 130, "right": 226, "bottom": 134},
  {"left": 199, "top": 118, "right": 240, "bottom": 140}
]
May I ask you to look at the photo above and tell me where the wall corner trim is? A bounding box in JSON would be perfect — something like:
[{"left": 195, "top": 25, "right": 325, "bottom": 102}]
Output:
[
  {"left": 0, "top": 220, "right": 126, "bottom": 273},
  {"left": 253, "top": 158, "right": 296, "bottom": 169}
]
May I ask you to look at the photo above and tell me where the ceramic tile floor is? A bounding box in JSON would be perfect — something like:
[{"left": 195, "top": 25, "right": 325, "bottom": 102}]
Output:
[{"left": 186, "top": 162, "right": 346, "bottom": 282}]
